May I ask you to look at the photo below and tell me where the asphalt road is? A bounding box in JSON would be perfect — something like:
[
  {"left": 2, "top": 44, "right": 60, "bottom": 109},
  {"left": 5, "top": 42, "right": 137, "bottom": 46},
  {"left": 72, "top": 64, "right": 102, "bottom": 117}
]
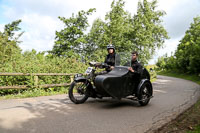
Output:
[{"left": 0, "top": 75, "right": 199, "bottom": 133}]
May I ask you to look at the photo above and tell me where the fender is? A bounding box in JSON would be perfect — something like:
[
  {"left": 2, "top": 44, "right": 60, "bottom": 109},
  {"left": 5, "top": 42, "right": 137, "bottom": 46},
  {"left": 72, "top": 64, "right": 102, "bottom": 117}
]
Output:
[
  {"left": 74, "top": 76, "right": 87, "bottom": 82},
  {"left": 73, "top": 76, "right": 94, "bottom": 95},
  {"left": 74, "top": 76, "right": 92, "bottom": 89},
  {"left": 137, "top": 79, "right": 153, "bottom": 96}
]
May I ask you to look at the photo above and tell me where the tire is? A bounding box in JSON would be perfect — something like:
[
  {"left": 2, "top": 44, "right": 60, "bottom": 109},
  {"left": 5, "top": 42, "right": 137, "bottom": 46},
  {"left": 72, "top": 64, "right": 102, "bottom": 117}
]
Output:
[
  {"left": 138, "top": 81, "right": 152, "bottom": 106},
  {"left": 68, "top": 81, "right": 89, "bottom": 104}
]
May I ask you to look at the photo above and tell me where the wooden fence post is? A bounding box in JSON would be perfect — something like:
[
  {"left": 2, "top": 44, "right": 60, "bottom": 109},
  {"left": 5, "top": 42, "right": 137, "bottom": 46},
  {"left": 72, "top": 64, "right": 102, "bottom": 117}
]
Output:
[
  {"left": 34, "top": 76, "right": 38, "bottom": 87},
  {"left": 18, "top": 89, "right": 21, "bottom": 94}
]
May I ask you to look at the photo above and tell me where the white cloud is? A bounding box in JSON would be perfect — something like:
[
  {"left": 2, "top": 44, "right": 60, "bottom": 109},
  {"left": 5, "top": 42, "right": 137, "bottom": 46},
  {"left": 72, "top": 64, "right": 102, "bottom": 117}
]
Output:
[
  {"left": 161, "top": 0, "right": 200, "bottom": 39},
  {"left": 4, "top": 0, "right": 73, "bottom": 18},
  {"left": 157, "top": 0, "right": 180, "bottom": 12},
  {"left": 18, "top": 13, "right": 64, "bottom": 52}
]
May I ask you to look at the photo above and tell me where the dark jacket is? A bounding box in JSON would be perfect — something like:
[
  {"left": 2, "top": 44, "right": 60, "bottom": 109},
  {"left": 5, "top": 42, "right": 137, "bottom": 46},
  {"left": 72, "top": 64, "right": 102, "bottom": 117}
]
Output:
[
  {"left": 131, "top": 60, "right": 143, "bottom": 74},
  {"left": 104, "top": 53, "right": 121, "bottom": 72},
  {"left": 105, "top": 53, "right": 116, "bottom": 67}
]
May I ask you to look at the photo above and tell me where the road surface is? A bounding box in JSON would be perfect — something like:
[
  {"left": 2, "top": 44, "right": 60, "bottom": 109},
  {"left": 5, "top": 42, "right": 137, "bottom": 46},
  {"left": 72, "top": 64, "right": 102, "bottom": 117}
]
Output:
[{"left": 0, "top": 75, "right": 199, "bottom": 133}]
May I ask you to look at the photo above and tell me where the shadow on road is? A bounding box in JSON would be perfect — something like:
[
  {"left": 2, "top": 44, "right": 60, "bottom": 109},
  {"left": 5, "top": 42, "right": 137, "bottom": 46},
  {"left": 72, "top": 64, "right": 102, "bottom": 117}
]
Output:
[
  {"left": 0, "top": 97, "right": 75, "bottom": 133},
  {"left": 91, "top": 99, "right": 140, "bottom": 109},
  {"left": 0, "top": 96, "right": 147, "bottom": 133}
]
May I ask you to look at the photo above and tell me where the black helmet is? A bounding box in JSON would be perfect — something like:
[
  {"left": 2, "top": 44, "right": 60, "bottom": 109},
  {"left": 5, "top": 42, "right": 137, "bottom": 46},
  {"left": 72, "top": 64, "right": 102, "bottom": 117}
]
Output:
[{"left": 107, "top": 44, "right": 115, "bottom": 50}]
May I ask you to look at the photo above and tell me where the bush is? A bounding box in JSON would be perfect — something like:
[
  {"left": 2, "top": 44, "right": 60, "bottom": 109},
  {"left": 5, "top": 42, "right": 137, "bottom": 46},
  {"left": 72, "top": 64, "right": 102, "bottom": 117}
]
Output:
[{"left": 0, "top": 50, "right": 88, "bottom": 95}]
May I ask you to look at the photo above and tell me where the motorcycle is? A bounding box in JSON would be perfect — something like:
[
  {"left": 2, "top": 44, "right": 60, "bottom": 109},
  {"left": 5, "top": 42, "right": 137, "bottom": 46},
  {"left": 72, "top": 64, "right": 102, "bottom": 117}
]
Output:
[{"left": 68, "top": 54, "right": 153, "bottom": 106}]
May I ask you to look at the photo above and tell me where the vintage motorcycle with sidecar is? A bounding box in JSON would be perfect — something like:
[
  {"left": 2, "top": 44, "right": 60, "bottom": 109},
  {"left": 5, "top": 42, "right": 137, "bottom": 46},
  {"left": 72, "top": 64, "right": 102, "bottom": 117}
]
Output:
[{"left": 68, "top": 55, "right": 153, "bottom": 106}]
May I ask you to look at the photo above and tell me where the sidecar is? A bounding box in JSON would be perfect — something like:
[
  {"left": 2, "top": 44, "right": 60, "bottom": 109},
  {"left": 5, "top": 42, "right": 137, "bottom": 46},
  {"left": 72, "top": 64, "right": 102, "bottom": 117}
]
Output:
[
  {"left": 94, "top": 65, "right": 153, "bottom": 106},
  {"left": 68, "top": 53, "right": 153, "bottom": 106}
]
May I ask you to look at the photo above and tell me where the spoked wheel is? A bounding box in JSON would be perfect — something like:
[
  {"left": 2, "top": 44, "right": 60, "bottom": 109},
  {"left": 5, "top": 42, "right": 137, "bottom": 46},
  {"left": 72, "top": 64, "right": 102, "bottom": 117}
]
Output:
[
  {"left": 138, "top": 82, "right": 152, "bottom": 106},
  {"left": 68, "top": 81, "right": 89, "bottom": 104}
]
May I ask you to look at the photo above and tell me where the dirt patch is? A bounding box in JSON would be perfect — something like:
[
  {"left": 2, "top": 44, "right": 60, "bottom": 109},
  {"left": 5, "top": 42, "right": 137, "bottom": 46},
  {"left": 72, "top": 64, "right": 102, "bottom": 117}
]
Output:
[{"left": 154, "top": 98, "right": 200, "bottom": 133}]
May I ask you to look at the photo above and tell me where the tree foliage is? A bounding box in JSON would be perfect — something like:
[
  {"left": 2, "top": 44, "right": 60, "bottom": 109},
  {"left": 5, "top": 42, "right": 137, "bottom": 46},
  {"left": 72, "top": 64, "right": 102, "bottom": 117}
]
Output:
[
  {"left": 132, "top": 0, "right": 169, "bottom": 63},
  {"left": 86, "top": 0, "right": 132, "bottom": 61},
  {"left": 86, "top": 18, "right": 107, "bottom": 58},
  {"left": 0, "top": 49, "right": 88, "bottom": 95},
  {"left": 156, "top": 16, "right": 200, "bottom": 74},
  {"left": 0, "top": 19, "right": 22, "bottom": 64},
  {"left": 3, "top": 19, "right": 24, "bottom": 41},
  {"left": 51, "top": 8, "right": 96, "bottom": 57},
  {"left": 50, "top": 0, "right": 168, "bottom": 64},
  {"left": 105, "top": 0, "right": 132, "bottom": 52},
  {"left": 175, "top": 16, "right": 200, "bottom": 73}
]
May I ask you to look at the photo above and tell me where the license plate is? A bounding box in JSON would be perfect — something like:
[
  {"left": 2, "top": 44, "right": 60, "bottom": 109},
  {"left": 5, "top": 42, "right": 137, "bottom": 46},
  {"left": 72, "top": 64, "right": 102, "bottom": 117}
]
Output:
[
  {"left": 74, "top": 73, "right": 83, "bottom": 78},
  {"left": 85, "top": 67, "right": 93, "bottom": 74}
]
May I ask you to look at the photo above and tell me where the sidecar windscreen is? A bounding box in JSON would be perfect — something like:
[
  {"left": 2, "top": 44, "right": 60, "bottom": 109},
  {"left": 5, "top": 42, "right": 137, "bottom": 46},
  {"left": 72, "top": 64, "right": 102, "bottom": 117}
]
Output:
[{"left": 115, "top": 52, "right": 131, "bottom": 67}]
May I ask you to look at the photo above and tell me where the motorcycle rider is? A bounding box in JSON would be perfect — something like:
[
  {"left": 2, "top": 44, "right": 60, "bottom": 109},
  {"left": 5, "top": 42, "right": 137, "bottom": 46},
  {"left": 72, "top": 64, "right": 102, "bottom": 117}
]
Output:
[
  {"left": 104, "top": 44, "right": 119, "bottom": 72},
  {"left": 128, "top": 51, "right": 143, "bottom": 74}
]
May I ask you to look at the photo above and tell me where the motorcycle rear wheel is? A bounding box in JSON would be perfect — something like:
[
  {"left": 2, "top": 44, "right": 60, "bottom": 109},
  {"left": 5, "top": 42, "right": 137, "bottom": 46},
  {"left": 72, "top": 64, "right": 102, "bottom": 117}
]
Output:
[{"left": 69, "top": 81, "right": 89, "bottom": 104}]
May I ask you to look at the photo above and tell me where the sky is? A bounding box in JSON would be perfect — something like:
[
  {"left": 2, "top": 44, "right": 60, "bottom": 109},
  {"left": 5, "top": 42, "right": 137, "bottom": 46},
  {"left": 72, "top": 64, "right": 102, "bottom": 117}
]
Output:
[{"left": 0, "top": 0, "right": 200, "bottom": 64}]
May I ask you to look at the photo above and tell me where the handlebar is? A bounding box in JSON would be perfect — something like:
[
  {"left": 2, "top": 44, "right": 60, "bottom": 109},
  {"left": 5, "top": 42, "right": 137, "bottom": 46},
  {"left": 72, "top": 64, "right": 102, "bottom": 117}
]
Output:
[
  {"left": 101, "top": 62, "right": 110, "bottom": 68},
  {"left": 89, "top": 62, "right": 110, "bottom": 69}
]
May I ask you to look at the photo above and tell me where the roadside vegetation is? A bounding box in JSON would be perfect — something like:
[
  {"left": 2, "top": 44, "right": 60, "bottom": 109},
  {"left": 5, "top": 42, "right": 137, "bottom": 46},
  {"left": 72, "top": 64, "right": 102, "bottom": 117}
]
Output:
[
  {"left": 156, "top": 16, "right": 200, "bottom": 133},
  {"left": 155, "top": 71, "right": 200, "bottom": 133},
  {"left": 158, "top": 71, "right": 200, "bottom": 85},
  {"left": 156, "top": 16, "right": 200, "bottom": 75}
]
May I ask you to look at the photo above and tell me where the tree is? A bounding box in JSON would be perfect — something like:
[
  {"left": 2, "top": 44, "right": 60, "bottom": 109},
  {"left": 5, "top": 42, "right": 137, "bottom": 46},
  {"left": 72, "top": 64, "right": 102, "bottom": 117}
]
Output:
[
  {"left": 88, "top": 0, "right": 168, "bottom": 64},
  {"left": 87, "top": 18, "right": 107, "bottom": 52},
  {"left": 84, "top": 18, "right": 108, "bottom": 61},
  {"left": 0, "top": 20, "right": 23, "bottom": 64},
  {"left": 105, "top": 0, "right": 132, "bottom": 52},
  {"left": 87, "top": 0, "right": 134, "bottom": 61},
  {"left": 51, "top": 0, "right": 168, "bottom": 64},
  {"left": 156, "top": 56, "right": 167, "bottom": 70},
  {"left": 156, "top": 16, "right": 200, "bottom": 74},
  {"left": 50, "top": 8, "right": 96, "bottom": 57},
  {"left": 131, "top": 0, "right": 169, "bottom": 63},
  {"left": 175, "top": 16, "right": 200, "bottom": 73},
  {"left": 3, "top": 19, "right": 24, "bottom": 42}
]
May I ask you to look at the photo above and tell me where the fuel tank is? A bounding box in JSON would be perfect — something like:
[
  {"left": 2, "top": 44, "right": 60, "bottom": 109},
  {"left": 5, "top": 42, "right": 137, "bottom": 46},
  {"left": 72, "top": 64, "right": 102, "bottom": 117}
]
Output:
[{"left": 95, "top": 66, "right": 134, "bottom": 98}]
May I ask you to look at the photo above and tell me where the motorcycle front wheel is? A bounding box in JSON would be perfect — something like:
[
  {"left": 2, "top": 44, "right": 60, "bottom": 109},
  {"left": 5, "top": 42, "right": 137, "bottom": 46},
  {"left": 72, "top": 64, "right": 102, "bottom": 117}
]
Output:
[{"left": 68, "top": 81, "right": 89, "bottom": 104}]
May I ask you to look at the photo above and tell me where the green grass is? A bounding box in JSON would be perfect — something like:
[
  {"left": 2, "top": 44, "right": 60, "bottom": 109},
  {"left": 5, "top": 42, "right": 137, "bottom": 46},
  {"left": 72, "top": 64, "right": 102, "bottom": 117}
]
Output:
[
  {"left": 158, "top": 71, "right": 200, "bottom": 85},
  {"left": 188, "top": 125, "right": 200, "bottom": 133},
  {"left": 157, "top": 71, "right": 200, "bottom": 133},
  {"left": 0, "top": 87, "right": 68, "bottom": 100}
]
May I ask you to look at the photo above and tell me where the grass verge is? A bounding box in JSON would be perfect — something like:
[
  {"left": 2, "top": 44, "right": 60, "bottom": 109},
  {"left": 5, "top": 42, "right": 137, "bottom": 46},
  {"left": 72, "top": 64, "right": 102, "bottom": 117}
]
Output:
[
  {"left": 156, "top": 71, "right": 200, "bottom": 133},
  {"left": 0, "top": 87, "right": 68, "bottom": 100},
  {"left": 158, "top": 71, "right": 200, "bottom": 85}
]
